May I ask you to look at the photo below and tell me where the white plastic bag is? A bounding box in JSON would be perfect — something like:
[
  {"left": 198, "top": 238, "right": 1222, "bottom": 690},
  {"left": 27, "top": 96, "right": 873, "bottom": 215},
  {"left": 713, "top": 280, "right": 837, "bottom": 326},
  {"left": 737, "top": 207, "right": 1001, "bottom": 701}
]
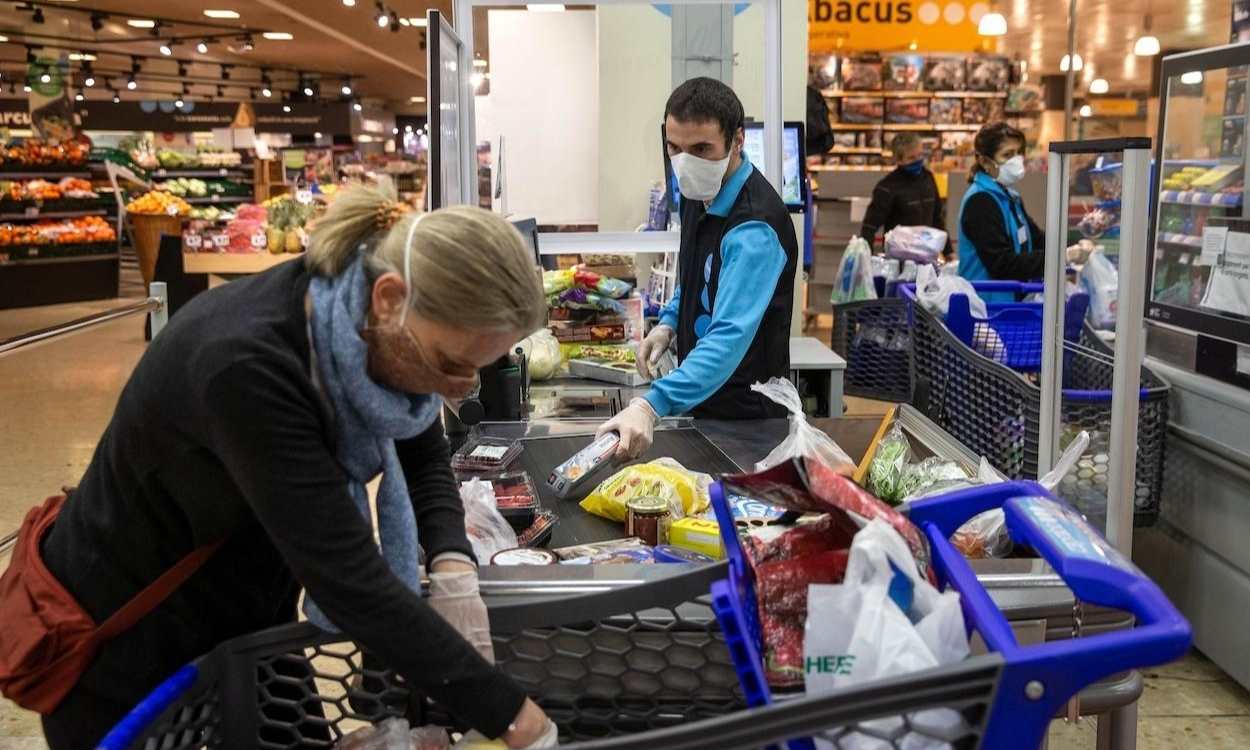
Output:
[
  {"left": 1038, "top": 429, "right": 1090, "bottom": 492},
  {"left": 805, "top": 520, "right": 970, "bottom": 750},
  {"left": 1080, "top": 251, "right": 1119, "bottom": 329},
  {"left": 831, "top": 236, "right": 878, "bottom": 303},
  {"left": 751, "top": 377, "right": 854, "bottom": 471},
  {"left": 459, "top": 478, "right": 519, "bottom": 562},
  {"left": 518, "top": 328, "right": 562, "bottom": 381},
  {"left": 914, "top": 264, "right": 987, "bottom": 318},
  {"left": 884, "top": 225, "right": 947, "bottom": 265}
]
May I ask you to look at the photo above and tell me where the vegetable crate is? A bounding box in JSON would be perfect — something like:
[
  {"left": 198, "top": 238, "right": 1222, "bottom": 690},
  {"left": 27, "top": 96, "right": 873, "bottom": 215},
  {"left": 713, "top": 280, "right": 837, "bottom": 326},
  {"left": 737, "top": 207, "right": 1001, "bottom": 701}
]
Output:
[
  {"left": 707, "top": 480, "right": 1192, "bottom": 750},
  {"left": 830, "top": 297, "right": 913, "bottom": 403},
  {"left": 100, "top": 565, "right": 751, "bottom": 750},
  {"left": 899, "top": 281, "right": 1090, "bottom": 375},
  {"left": 909, "top": 299, "right": 1169, "bottom": 529}
]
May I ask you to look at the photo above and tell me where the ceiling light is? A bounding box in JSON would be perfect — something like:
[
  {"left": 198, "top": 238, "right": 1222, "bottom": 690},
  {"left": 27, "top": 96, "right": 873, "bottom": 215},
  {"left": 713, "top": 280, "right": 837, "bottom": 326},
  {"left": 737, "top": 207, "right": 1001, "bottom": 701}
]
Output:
[
  {"left": 0, "top": 35, "right": 7, "bottom": 43},
  {"left": 1079, "top": 104, "right": 1093, "bottom": 117},
  {"left": 25, "top": 47, "right": 35, "bottom": 64},
  {"left": 314, "top": 131, "right": 322, "bottom": 139},
  {"left": 22, "top": 84, "right": 31, "bottom": 93},
  {"left": 376, "top": 3, "right": 390, "bottom": 27},
  {"left": 343, "top": 0, "right": 357, "bottom": 6},
  {"left": 526, "top": 3, "right": 566, "bottom": 10},
  {"left": 392, "top": 127, "right": 399, "bottom": 135},
  {"left": 84, "top": 75, "right": 95, "bottom": 87},
  {"left": 399, "top": 17, "right": 410, "bottom": 26},
  {"left": 353, "top": 101, "right": 362, "bottom": 111},
  {"left": 1060, "top": 53, "right": 1084, "bottom": 72},
  {"left": 283, "top": 104, "right": 292, "bottom": 113},
  {"left": 127, "top": 19, "right": 156, "bottom": 29},
  {"left": 1135, "top": 15, "right": 1161, "bottom": 57},
  {"left": 175, "top": 97, "right": 184, "bottom": 108},
  {"left": 341, "top": 80, "right": 353, "bottom": 96},
  {"left": 410, "top": 95, "right": 425, "bottom": 103},
  {"left": 473, "top": 58, "right": 488, "bottom": 68},
  {"left": 303, "top": 84, "right": 314, "bottom": 97},
  {"left": 1181, "top": 70, "right": 1204, "bottom": 85},
  {"left": 126, "top": 75, "right": 137, "bottom": 90},
  {"left": 196, "top": 40, "right": 209, "bottom": 54},
  {"left": 75, "top": 91, "right": 84, "bottom": 102},
  {"left": 405, "top": 124, "right": 412, "bottom": 132},
  {"left": 1089, "top": 78, "right": 1109, "bottom": 94},
  {"left": 159, "top": 43, "right": 174, "bottom": 56},
  {"left": 263, "top": 32, "right": 293, "bottom": 41},
  {"left": 131, "top": 57, "right": 142, "bottom": 73},
  {"left": 977, "top": 10, "right": 1007, "bottom": 36},
  {"left": 203, "top": 10, "right": 240, "bottom": 19},
  {"left": 262, "top": 86, "right": 272, "bottom": 97},
  {"left": 39, "top": 73, "right": 51, "bottom": 84},
  {"left": 68, "top": 53, "right": 96, "bottom": 61},
  {"left": 112, "top": 92, "right": 120, "bottom": 103}
]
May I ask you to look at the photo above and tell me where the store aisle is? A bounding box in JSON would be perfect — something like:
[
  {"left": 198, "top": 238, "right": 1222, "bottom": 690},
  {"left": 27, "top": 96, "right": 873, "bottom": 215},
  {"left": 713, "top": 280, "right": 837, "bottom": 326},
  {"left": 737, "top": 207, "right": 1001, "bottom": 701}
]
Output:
[{"left": 1, "top": 293, "right": 1250, "bottom": 749}]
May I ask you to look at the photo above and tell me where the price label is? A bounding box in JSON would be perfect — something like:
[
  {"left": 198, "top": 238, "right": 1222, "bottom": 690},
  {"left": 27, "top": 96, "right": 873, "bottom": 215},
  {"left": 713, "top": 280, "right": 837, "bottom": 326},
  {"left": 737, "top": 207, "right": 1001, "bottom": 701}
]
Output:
[
  {"left": 211, "top": 233, "right": 229, "bottom": 251},
  {"left": 219, "top": 168, "right": 228, "bottom": 176},
  {"left": 184, "top": 232, "right": 203, "bottom": 250},
  {"left": 250, "top": 230, "right": 267, "bottom": 249},
  {"left": 165, "top": 203, "right": 180, "bottom": 216},
  {"left": 210, "top": 194, "right": 220, "bottom": 203},
  {"left": 24, "top": 206, "right": 39, "bottom": 218},
  {"left": 295, "top": 189, "right": 313, "bottom": 205}
]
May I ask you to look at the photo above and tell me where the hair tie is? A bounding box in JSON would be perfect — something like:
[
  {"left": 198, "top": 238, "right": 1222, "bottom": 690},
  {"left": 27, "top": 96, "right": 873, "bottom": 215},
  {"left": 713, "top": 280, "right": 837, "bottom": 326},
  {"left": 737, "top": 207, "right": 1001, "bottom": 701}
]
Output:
[{"left": 375, "top": 200, "right": 411, "bottom": 231}]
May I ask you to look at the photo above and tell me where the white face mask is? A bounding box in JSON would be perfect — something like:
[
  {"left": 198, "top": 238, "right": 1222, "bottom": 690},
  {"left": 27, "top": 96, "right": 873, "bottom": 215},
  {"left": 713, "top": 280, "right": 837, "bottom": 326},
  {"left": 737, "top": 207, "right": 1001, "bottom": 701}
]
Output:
[
  {"left": 670, "top": 151, "right": 731, "bottom": 201},
  {"left": 996, "top": 155, "right": 1026, "bottom": 187}
]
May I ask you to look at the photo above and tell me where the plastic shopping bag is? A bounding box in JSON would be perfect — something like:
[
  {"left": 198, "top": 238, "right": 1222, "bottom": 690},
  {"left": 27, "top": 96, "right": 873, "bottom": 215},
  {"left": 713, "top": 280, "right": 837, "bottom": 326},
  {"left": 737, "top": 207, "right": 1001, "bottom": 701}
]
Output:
[
  {"left": 914, "top": 263, "right": 987, "bottom": 318},
  {"left": 336, "top": 718, "right": 449, "bottom": 750},
  {"left": 867, "top": 422, "right": 912, "bottom": 503},
  {"left": 884, "top": 225, "right": 947, "bottom": 265},
  {"left": 459, "top": 478, "right": 519, "bottom": 562},
  {"left": 1080, "top": 251, "right": 1119, "bottom": 329},
  {"left": 579, "top": 458, "right": 711, "bottom": 522},
  {"left": 518, "top": 328, "right": 562, "bottom": 381},
  {"left": 751, "top": 377, "right": 854, "bottom": 472},
  {"left": 831, "top": 236, "right": 878, "bottom": 304},
  {"left": 805, "top": 520, "right": 970, "bottom": 749}
]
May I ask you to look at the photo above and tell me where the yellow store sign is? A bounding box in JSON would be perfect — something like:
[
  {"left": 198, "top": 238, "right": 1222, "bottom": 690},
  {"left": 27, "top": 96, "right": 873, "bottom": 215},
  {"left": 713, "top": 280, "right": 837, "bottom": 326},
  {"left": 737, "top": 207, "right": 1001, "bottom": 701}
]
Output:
[{"left": 809, "top": 0, "right": 996, "bottom": 53}]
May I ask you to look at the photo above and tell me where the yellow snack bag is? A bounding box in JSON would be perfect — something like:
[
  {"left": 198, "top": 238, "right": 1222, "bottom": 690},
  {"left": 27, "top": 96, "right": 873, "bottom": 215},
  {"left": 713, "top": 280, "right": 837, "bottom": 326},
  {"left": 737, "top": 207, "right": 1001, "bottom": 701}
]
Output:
[{"left": 579, "top": 459, "right": 710, "bottom": 522}]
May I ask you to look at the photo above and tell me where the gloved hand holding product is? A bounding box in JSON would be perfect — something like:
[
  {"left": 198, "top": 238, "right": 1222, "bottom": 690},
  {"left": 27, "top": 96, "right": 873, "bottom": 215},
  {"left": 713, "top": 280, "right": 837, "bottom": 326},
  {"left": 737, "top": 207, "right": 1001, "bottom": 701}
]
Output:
[
  {"left": 596, "top": 398, "right": 658, "bottom": 460},
  {"left": 636, "top": 324, "right": 674, "bottom": 380}
]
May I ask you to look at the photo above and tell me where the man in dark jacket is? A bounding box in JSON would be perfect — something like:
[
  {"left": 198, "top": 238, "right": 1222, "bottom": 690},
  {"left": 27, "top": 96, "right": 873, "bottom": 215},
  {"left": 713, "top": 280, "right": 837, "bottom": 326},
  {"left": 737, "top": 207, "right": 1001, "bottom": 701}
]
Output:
[{"left": 860, "top": 133, "right": 949, "bottom": 255}]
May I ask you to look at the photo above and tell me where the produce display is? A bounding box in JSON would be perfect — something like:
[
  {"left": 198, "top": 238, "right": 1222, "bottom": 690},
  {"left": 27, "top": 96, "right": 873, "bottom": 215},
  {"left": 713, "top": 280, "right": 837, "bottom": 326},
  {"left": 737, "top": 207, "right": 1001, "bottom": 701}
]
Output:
[
  {"left": 0, "top": 139, "right": 90, "bottom": 171},
  {"left": 0, "top": 215, "right": 116, "bottom": 247},
  {"left": 126, "top": 190, "right": 191, "bottom": 216},
  {"left": 184, "top": 197, "right": 316, "bottom": 255},
  {"left": 1161, "top": 163, "right": 1244, "bottom": 193},
  {"left": 155, "top": 147, "right": 243, "bottom": 169},
  {"left": 0, "top": 176, "right": 98, "bottom": 205},
  {"left": 156, "top": 177, "right": 250, "bottom": 198}
]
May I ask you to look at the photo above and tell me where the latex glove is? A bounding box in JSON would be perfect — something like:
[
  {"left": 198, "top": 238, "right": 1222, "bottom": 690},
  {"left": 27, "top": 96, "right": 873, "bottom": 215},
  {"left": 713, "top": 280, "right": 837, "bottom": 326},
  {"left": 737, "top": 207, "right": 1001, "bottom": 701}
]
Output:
[
  {"left": 597, "top": 398, "right": 658, "bottom": 460},
  {"left": 427, "top": 569, "right": 493, "bottom": 664},
  {"left": 456, "top": 700, "right": 555, "bottom": 749},
  {"left": 636, "top": 324, "right": 674, "bottom": 380},
  {"left": 1066, "top": 239, "right": 1094, "bottom": 264}
]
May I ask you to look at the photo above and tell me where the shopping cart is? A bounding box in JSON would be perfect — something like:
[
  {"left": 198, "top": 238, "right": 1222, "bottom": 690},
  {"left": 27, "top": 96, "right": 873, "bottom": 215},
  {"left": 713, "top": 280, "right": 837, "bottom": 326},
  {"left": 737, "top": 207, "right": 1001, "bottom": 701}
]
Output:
[
  {"left": 899, "top": 281, "right": 1090, "bottom": 374},
  {"left": 707, "top": 478, "right": 1191, "bottom": 749},
  {"left": 100, "top": 479, "right": 1188, "bottom": 750}
]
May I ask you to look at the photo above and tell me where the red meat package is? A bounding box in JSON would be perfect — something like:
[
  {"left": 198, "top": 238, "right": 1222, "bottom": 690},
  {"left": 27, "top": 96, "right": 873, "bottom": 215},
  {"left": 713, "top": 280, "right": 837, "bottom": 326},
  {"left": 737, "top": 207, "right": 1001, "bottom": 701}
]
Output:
[{"left": 755, "top": 549, "right": 849, "bottom": 687}]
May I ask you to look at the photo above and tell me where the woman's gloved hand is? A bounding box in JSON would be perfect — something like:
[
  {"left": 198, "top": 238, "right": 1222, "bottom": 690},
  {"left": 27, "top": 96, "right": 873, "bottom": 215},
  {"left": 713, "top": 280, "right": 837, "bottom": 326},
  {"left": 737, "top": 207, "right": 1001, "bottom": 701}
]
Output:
[
  {"left": 597, "top": 397, "right": 658, "bottom": 460},
  {"left": 502, "top": 701, "right": 558, "bottom": 748},
  {"left": 636, "top": 324, "right": 674, "bottom": 380},
  {"left": 427, "top": 566, "right": 493, "bottom": 664}
]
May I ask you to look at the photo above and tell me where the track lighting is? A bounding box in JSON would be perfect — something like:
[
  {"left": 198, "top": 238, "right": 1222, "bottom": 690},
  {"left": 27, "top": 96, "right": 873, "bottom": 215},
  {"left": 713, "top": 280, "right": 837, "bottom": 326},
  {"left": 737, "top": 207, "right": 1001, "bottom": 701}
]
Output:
[
  {"left": 197, "top": 40, "right": 209, "bottom": 54},
  {"left": 31, "top": 8, "right": 44, "bottom": 24},
  {"left": 112, "top": 91, "right": 120, "bottom": 103},
  {"left": 126, "top": 74, "right": 137, "bottom": 90},
  {"left": 262, "top": 86, "right": 272, "bottom": 97},
  {"left": 220, "top": 65, "right": 231, "bottom": 81},
  {"left": 90, "top": 13, "right": 105, "bottom": 32},
  {"left": 240, "top": 35, "right": 254, "bottom": 52},
  {"left": 341, "top": 79, "right": 353, "bottom": 96},
  {"left": 159, "top": 42, "right": 174, "bottom": 57}
]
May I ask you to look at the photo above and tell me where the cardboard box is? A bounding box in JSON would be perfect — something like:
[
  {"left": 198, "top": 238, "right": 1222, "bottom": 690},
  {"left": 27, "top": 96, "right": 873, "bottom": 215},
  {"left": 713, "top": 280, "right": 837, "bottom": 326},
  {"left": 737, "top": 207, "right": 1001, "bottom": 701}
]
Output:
[{"left": 668, "top": 517, "right": 724, "bottom": 559}]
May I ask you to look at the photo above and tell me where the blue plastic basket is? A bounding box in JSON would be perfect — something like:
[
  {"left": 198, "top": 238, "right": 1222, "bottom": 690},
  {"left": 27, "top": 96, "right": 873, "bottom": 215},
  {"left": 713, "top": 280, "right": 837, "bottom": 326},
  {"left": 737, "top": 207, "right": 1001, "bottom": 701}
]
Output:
[
  {"left": 900, "top": 281, "right": 1090, "bottom": 373},
  {"left": 707, "top": 479, "right": 1191, "bottom": 750}
]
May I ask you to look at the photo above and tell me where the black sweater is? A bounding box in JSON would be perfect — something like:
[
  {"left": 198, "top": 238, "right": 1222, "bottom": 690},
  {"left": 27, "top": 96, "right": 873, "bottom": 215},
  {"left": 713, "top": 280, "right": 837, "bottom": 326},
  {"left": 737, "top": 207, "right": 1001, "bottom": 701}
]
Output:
[
  {"left": 860, "top": 166, "right": 948, "bottom": 250},
  {"left": 41, "top": 259, "right": 525, "bottom": 738},
  {"left": 959, "top": 191, "right": 1047, "bottom": 281}
]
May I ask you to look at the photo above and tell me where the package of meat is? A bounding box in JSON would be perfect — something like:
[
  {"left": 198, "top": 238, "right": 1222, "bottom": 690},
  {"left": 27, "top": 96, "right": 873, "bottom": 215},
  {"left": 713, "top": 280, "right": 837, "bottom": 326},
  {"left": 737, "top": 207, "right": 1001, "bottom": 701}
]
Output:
[{"left": 755, "top": 549, "right": 850, "bottom": 687}]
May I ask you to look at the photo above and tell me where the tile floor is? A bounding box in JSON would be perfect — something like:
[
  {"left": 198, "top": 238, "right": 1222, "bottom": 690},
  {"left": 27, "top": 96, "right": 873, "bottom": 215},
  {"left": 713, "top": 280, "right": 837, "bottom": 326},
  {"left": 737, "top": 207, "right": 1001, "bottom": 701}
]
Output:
[{"left": 1, "top": 289, "right": 1249, "bottom": 748}]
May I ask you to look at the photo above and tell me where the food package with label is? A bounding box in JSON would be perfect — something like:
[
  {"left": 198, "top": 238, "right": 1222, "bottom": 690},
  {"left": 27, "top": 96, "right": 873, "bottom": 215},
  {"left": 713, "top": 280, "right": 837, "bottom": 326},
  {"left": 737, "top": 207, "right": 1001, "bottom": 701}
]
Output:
[
  {"left": 579, "top": 458, "right": 711, "bottom": 523},
  {"left": 924, "top": 56, "right": 966, "bottom": 91},
  {"left": 668, "top": 517, "right": 725, "bottom": 560}
]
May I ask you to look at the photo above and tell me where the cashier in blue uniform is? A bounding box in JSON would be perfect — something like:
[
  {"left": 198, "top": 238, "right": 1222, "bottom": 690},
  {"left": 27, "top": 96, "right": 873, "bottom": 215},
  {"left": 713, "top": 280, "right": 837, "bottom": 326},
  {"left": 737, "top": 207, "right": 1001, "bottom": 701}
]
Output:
[{"left": 598, "top": 77, "right": 799, "bottom": 459}]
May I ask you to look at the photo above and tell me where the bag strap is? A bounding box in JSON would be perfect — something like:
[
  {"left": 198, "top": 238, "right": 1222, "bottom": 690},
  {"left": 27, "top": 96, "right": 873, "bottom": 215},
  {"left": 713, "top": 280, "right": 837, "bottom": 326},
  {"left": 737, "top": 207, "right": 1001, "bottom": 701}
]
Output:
[{"left": 94, "top": 541, "right": 223, "bottom": 641}]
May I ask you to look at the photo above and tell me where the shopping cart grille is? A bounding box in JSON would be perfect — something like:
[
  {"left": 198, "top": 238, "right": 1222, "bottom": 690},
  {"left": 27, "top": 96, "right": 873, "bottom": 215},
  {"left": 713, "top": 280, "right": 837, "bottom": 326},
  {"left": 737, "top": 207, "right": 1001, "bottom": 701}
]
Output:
[{"left": 830, "top": 298, "right": 914, "bottom": 402}]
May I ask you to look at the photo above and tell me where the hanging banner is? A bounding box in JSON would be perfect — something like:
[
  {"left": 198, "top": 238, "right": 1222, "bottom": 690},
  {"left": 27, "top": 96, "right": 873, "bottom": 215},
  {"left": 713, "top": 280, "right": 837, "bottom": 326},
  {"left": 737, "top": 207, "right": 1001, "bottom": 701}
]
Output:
[
  {"left": 27, "top": 56, "right": 77, "bottom": 141},
  {"left": 809, "top": 0, "right": 994, "bottom": 53}
]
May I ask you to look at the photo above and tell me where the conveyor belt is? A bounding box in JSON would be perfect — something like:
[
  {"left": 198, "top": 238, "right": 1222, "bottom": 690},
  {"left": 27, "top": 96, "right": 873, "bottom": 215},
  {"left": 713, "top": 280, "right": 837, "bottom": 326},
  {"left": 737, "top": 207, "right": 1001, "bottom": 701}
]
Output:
[{"left": 516, "top": 427, "right": 742, "bottom": 547}]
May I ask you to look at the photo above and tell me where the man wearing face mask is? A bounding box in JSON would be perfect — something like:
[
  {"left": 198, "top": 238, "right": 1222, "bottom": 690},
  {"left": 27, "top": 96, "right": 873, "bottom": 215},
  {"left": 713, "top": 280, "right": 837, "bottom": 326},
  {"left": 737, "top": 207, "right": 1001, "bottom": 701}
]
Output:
[
  {"left": 597, "top": 77, "right": 798, "bottom": 459},
  {"left": 859, "top": 133, "right": 949, "bottom": 257},
  {"left": 957, "top": 122, "right": 1047, "bottom": 292}
]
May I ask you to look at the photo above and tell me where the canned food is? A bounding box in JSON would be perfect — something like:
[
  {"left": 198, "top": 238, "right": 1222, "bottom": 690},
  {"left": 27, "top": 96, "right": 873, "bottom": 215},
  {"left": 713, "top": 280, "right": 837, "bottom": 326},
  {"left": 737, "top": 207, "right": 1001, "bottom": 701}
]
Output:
[
  {"left": 490, "top": 547, "right": 558, "bottom": 566},
  {"left": 625, "top": 495, "right": 671, "bottom": 547}
]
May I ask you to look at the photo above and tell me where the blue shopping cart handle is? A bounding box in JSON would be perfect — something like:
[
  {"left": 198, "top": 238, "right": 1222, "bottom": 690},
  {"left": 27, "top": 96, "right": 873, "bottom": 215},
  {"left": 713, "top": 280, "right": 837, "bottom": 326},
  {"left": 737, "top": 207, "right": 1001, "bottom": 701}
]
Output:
[
  {"left": 96, "top": 663, "right": 199, "bottom": 750},
  {"left": 910, "top": 481, "right": 1191, "bottom": 663}
]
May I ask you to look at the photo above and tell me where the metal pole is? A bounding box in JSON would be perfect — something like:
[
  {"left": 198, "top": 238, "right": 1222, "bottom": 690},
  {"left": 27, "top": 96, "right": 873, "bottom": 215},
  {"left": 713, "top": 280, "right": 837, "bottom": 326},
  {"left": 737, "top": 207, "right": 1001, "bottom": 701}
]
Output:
[
  {"left": 1038, "top": 151, "right": 1069, "bottom": 473},
  {"left": 149, "top": 281, "right": 169, "bottom": 340},
  {"left": 455, "top": 0, "right": 477, "bottom": 207},
  {"left": 1105, "top": 147, "right": 1150, "bottom": 555},
  {"left": 1063, "top": 0, "right": 1078, "bottom": 140},
  {"left": 762, "top": 0, "right": 783, "bottom": 192},
  {"left": 0, "top": 297, "right": 162, "bottom": 359}
]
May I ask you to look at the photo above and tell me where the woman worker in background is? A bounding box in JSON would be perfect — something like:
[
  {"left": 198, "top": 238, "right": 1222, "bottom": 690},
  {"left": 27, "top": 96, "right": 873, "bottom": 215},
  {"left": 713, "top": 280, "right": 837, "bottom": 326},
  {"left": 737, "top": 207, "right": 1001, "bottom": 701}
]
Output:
[{"left": 24, "top": 185, "right": 554, "bottom": 748}]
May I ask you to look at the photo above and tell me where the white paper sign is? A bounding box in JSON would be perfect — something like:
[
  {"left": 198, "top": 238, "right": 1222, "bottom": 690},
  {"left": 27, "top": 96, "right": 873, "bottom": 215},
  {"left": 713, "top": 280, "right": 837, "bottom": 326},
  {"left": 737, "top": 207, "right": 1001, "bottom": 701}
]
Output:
[
  {"left": 211, "top": 233, "right": 229, "bottom": 250},
  {"left": 165, "top": 203, "right": 180, "bottom": 217},
  {"left": 1198, "top": 226, "right": 1228, "bottom": 267},
  {"left": 184, "top": 232, "right": 203, "bottom": 250},
  {"left": 1200, "top": 231, "right": 1250, "bottom": 317},
  {"left": 250, "top": 230, "right": 267, "bottom": 249},
  {"left": 295, "top": 189, "right": 313, "bottom": 205}
]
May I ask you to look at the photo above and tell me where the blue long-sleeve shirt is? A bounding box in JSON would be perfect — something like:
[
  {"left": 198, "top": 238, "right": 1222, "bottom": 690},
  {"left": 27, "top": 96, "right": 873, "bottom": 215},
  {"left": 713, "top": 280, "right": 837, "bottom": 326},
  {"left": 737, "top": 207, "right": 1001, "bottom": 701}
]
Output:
[{"left": 645, "top": 218, "right": 787, "bottom": 418}]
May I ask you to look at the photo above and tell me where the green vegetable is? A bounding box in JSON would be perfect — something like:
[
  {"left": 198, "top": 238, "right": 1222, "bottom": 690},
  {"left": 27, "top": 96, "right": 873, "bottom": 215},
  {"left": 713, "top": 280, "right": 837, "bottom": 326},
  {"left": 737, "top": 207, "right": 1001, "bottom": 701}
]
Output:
[{"left": 867, "top": 423, "right": 911, "bottom": 504}]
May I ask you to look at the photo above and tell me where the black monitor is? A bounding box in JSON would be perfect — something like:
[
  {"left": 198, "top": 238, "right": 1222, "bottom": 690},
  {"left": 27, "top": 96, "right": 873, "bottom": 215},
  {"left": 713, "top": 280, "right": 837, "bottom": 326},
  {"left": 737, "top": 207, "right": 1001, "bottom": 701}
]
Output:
[
  {"left": 510, "top": 217, "right": 540, "bottom": 265},
  {"left": 661, "top": 120, "right": 808, "bottom": 215}
]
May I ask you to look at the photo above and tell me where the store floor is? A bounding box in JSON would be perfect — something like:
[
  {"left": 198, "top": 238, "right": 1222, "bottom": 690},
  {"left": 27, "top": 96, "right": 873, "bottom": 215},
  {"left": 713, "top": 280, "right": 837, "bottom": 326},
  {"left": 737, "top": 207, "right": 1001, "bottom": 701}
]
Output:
[{"left": 2, "top": 290, "right": 1250, "bottom": 748}]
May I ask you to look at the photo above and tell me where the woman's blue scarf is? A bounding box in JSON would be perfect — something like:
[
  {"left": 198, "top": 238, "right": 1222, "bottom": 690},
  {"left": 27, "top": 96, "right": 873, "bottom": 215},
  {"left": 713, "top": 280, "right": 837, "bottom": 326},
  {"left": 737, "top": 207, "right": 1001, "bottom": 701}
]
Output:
[{"left": 303, "top": 255, "right": 441, "bottom": 631}]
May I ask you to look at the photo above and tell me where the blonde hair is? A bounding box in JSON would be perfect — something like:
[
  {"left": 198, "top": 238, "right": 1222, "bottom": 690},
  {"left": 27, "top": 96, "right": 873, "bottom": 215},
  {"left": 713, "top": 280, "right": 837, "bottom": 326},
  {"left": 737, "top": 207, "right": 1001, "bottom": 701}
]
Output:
[{"left": 306, "top": 183, "right": 546, "bottom": 333}]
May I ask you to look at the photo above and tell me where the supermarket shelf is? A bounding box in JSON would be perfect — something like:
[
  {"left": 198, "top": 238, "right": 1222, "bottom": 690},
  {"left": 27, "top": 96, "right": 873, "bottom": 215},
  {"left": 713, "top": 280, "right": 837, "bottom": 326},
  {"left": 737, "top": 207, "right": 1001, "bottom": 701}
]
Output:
[
  {"left": 1158, "top": 233, "right": 1203, "bottom": 248},
  {"left": 0, "top": 208, "right": 108, "bottom": 221},
  {"left": 152, "top": 167, "right": 249, "bottom": 178},
  {"left": 184, "top": 195, "right": 251, "bottom": 204},
  {"left": 829, "top": 123, "right": 983, "bottom": 131},
  {"left": 0, "top": 252, "right": 119, "bottom": 267},
  {"left": 821, "top": 89, "right": 1007, "bottom": 99},
  {"left": 1160, "top": 190, "right": 1243, "bottom": 207},
  {"left": 0, "top": 170, "right": 92, "bottom": 179},
  {"left": 183, "top": 251, "right": 303, "bottom": 275},
  {"left": 829, "top": 147, "right": 890, "bottom": 155}
]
